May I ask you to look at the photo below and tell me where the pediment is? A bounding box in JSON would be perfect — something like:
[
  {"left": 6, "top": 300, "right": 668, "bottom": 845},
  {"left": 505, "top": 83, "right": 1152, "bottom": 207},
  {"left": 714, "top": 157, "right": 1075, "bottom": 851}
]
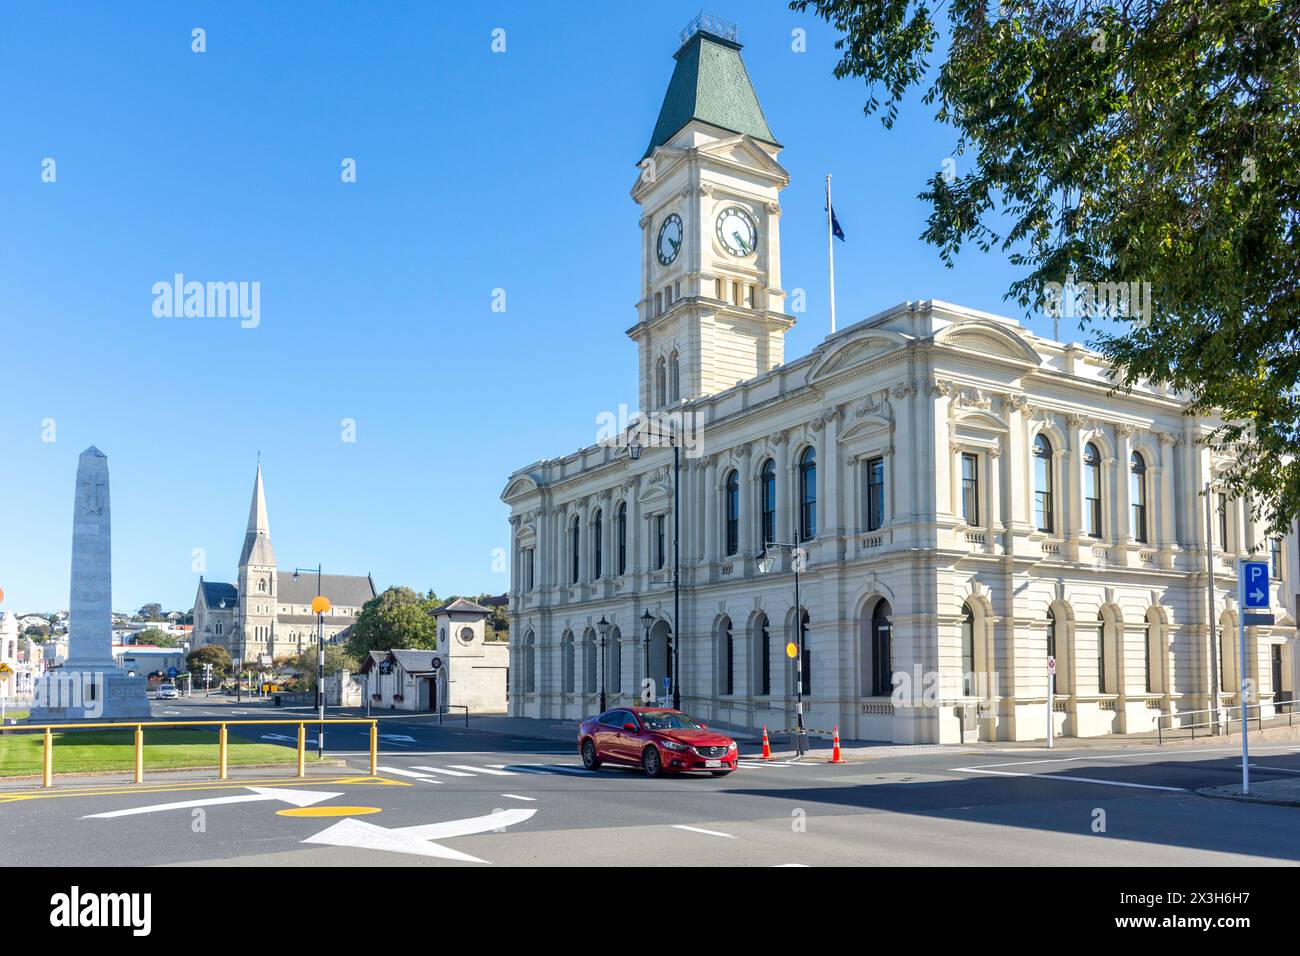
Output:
[
  {"left": 501, "top": 473, "right": 542, "bottom": 502},
  {"left": 697, "top": 133, "right": 787, "bottom": 177},
  {"left": 806, "top": 331, "right": 909, "bottom": 384},
  {"left": 839, "top": 415, "right": 893, "bottom": 444},
  {"left": 934, "top": 320, "right": 1041, "bottom": 366}
]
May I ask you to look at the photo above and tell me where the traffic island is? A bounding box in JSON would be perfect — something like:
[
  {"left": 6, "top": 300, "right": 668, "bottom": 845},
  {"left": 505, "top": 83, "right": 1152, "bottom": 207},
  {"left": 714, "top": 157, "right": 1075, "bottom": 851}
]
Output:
[{"left": 1198, "top": 779, "right": 1300, "bottom": 807}]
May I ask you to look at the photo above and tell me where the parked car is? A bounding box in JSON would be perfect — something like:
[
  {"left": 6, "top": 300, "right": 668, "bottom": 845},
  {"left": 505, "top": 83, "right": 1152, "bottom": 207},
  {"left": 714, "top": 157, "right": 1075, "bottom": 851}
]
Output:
[
  {"left": 154, "top": 683, "right": 178, "bottom": 700},
  {"left": 578, "top": 707, "right": 738, "bottom": 777}
]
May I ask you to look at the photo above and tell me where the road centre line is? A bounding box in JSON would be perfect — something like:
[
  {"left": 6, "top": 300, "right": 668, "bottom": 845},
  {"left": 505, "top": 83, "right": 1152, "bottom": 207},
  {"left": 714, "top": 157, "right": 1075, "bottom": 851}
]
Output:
[
  {"left": 953, "top": 766, "right": 1186, "bottom": 791},
  {"left": 500, "top": 794, "right": 537, "bottom": 801},
  {"left": 671, "top": 825, "right": 736, "bottom": 838}
]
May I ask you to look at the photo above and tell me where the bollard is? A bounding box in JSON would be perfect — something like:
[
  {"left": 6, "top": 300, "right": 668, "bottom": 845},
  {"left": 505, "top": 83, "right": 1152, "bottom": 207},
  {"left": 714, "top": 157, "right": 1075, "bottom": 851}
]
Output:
[
  {"left": 296, "top": 722, "right": 306, "bottom": 778},
  {"left": 134, "top": 725, "right": 144, "bottom": 784},
  {"left": 43, "top": 727, "right": 53, "bottom": 788},
  {"left": 369, "top": 721, "right": 378, "bottom": 776},
  {"left": 218, "top": 724, "right": 228, "bottom": 780}
]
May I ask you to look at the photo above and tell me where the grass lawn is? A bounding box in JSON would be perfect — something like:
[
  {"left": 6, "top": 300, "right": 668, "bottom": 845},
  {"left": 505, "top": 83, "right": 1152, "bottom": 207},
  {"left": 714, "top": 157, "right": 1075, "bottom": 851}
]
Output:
[{"left": 0, "top": 727, "right": 297, "bottom": 778}]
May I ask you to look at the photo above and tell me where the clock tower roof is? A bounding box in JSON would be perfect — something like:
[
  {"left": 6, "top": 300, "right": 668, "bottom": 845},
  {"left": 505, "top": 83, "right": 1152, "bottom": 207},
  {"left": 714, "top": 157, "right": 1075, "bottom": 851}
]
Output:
[{"left": 642, "top": 16, "right": 778, "bottom": 161}]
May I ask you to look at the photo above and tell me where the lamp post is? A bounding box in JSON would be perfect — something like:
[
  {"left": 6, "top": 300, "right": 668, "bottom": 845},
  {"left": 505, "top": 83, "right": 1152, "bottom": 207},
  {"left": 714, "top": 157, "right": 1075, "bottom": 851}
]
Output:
[
  {"left": 641, "top": 609, "right": 654, "bottom": 704},
  {"left": 627, "top": 423, "right": 682, "bottom": 710},
  {"left": 292, "top": 565, "right": 328, "bottom": 758},
  {"left": 597, "top": 615, "right": 611, "bottom": 712},
  {"left": 756, "top": 542, "right": 809, "bottom": 757}
]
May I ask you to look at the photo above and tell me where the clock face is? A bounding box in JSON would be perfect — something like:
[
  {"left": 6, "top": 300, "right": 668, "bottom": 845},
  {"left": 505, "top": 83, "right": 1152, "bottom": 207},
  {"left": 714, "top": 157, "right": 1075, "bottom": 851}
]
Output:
[
  {"left": 657, "top": 214, "right": 683, "bottom": 266},
  {"left": 716, "top": 206, "right": 758, "bottom": 257}
]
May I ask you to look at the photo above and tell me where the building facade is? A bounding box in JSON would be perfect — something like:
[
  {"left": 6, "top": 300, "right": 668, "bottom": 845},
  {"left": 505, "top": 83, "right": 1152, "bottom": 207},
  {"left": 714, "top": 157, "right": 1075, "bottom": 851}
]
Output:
[
  {"left": 191, "top": 464, "right": 376, "bottom": 662},
  {"left": 500, "top": 21, "right": 1299, "bottom": 744}
]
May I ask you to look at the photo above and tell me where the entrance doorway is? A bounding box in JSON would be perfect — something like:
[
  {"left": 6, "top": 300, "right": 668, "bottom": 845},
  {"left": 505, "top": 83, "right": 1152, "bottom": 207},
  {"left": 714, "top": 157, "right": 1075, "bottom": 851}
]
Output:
[{"left": 419, "top": 676, "right": 438, "bottom": 712}]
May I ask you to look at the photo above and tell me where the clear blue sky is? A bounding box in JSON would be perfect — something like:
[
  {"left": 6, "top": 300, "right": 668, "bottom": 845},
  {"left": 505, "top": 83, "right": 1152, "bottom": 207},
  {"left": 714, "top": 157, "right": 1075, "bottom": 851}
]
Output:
[{"left": 0, "top": 1, "right": 1088, "bottom": 614}]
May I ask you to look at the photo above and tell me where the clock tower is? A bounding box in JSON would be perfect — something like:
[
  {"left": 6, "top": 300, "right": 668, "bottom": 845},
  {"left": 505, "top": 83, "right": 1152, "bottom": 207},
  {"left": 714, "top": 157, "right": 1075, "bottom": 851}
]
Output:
[{"left": 630, "top": 15, "right": 794, "bottom": 412}]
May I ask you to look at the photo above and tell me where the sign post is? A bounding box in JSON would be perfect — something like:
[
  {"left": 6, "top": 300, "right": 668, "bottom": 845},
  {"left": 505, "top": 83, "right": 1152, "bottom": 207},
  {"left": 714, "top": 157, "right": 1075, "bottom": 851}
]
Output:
[
  {"left": 1239, "top": 559, "right": 1271, "bottom": 795},
  {"left": 1046, "top": 656, "right": 1056, "bottom": 749}
]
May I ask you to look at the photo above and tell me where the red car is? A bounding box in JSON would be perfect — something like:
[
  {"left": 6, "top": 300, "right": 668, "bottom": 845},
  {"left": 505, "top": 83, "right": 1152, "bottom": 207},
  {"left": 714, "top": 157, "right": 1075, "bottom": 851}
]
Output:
[{"left": 578, "top": 707, "right": 738, "bottom": 777}]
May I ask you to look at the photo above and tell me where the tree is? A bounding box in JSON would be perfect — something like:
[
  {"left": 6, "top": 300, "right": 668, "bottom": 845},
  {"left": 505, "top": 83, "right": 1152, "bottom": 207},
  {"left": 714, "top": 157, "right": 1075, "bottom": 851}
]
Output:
[
  {"left": 345, "top": 586, "right": 439, "bottom": 659},
  {"left": 186, "top": 645, "right": 231, "bottom": 679},
  {"left": 793, "top": 0, "right": 1300, "bottom": 534},
  {"left": 134, "top": 627, "right": 178, "bottom": 647},
  {"left": 138, "top": 603, "right": 163, "bottom": 620},
  {"left": 286, "top": 645, "right": 361, "bottom": 694}
]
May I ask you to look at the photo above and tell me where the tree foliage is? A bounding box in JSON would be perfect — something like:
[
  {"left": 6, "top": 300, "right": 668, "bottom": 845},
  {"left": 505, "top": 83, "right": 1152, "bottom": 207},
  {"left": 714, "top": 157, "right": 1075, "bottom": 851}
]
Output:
[
  {"left": 134, "top": 627, "right": 178, "bottom": 647},
  {"left": 345, "top": 586, "right": 440, "bottom": 659},
  {"left": 186, "top": 644, "right": 231, "bottom": 677},
  {"left": 794, "top": 0, "right": 1300, "bottom": 534}
]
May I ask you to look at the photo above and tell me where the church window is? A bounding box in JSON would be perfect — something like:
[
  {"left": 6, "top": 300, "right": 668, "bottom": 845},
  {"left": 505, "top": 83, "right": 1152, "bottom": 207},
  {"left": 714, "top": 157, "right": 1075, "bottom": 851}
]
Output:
[
  {"left": 655, "top": 358, "right": 667, "bottom": 408},
  {"left": 669, "top": 352, "right": 680, "bottom": 403},
  {"left": 257, "top": 578, "right": 267, "bottom": 592}
]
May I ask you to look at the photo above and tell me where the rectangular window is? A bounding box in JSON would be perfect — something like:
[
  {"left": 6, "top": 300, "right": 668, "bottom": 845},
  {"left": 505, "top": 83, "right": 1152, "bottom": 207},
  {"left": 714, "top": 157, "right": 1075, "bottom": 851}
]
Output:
[
  {"left": 524, "top": 548, "right": 535, "bottom": 592},
  {"left": 655, "top": 515, "right": 666, "bottom": 570},
  {"left": 1270, "top": 538, "right": 1283, "bottom": 579},
  {"left": 1084, "top": 470, "right": 1101, "bottom": 537},
  {"left": 961, "top": 453, "right": 980, "bottom": 525},
  {"left": 865, "top": 456, "right": 885, "bottom": 532},
  {"left": 1217, "top": 493, "right": 1229, "bottom": 551}
]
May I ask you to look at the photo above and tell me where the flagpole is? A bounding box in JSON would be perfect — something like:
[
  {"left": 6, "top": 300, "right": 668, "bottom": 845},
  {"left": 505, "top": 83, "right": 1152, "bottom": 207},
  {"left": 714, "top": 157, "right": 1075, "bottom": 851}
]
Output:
[{"left": 826, "top": 174, "right": 837, "bottom": 335}]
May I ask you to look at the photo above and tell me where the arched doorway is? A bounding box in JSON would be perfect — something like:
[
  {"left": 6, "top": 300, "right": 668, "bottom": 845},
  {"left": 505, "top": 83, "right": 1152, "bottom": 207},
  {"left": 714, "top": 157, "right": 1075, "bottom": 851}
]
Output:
[{"left": 648, "top": 618, "right": 672, "bottom": 703}]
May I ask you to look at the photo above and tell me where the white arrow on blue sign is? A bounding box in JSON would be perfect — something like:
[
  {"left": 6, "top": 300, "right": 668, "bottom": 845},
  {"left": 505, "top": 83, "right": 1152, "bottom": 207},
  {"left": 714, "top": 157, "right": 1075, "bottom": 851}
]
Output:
[{"left": 1242, "top": 560, "right": 1270, "bottom": 609}]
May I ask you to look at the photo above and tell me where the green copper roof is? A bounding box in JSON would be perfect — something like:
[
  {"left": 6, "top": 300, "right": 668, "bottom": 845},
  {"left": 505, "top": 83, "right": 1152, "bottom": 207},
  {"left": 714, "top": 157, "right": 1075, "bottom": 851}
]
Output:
[{"left": 642, "top": 30, "right": 778, "bottom": 161}]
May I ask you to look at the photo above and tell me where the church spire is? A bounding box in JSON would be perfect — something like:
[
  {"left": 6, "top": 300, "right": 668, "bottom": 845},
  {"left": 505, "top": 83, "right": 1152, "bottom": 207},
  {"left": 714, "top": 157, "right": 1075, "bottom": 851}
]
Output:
[{"left": 238, "top": 462, "right": 276, "bottom": 568}]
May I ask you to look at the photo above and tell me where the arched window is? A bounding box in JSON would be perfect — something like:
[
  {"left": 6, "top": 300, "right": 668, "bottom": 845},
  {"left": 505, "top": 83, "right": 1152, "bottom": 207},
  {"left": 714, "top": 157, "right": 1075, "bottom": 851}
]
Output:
[
  {"left": 1130, "top": 452, "right": 1148, "bottom": 543},
  {"left": 870, "top": 600, "right": 892, "bottom": 697},
  {"left": 570, "top": 517, "right": 580, "bottom": 584},
  {"left": 1033, "top": 434, "right": 1053, "bottom": 532},
  {"left": 669, "top": 351, "right": 680, "bottom": 403},
  {"left": 584, "top": 631, "right": 597, "bottom": 694},
  {"left": 961, "top": 604, "right": 976, "bottom": 696},
  {"left": 524, "top": 631, "right": 536, "bottom": 693},
  {"left": 718, "top": 618, "right": 734, "bottom": 695},
  {"left": 655, "top": 358, "right": 667, "bottom": 408},
  {"left": 799, "top": 610, "right": 811, "bottom": 696},
  {"left": 1097, "top": 611, "right": 1110, "bottom": 694},
  {"left": 754, "top": 613, "right": 771, "bottom": 696},
  {"left": 724, "top": 469, "right": 739, "bottom": 556},
  {"left": 561, "top": 631, "right": 575, "bottom": 693},
  {"left": 759, "top": 458, "right": 776, "bottom": 546},
  {"left": 609, "top": 627, "right": 622, "bottom": 696},
  {"left": 592, "top": 508, "right": 603, "bottom": 580},
  {"left": 257, "top": 577, "right": 267, "bottom": 592},
  {"left": 1046, "top": 607, "right": 1057, "bottom": 661},
  {"left": 799, "top": 447, "right": 817, "bottom": 541},
  {"left": 616, "top": 503, "right": 627, "bottom": 575},
  {"left": 1083, "top": 443, "right": 1102, "bottom": 537}
]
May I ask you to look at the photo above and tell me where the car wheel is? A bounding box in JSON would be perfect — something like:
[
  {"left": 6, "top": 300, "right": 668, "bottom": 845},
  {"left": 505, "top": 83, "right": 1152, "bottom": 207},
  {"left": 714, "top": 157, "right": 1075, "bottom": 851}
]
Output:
[
  {"left": 581, "top": 738, "right": 601, "bottom": 770},
  {"left": 642, "top": 746, "right": 663, "bottom": 778}
]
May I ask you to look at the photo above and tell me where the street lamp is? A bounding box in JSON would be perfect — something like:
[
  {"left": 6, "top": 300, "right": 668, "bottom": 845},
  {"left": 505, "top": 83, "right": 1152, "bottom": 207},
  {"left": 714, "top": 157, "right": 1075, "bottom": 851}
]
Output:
[
  {"left": 641, "top": 609, "right": 654, "bottom": 704},
  {"left": 292, "top": 565, "right": 328, "bottom": 758},
  {"left": 597, "top": 615, "right": 611, "bottom": 712},
  {"left": 756, "top": 542, "right": 809, "bottom": 757},
  {"left": 626, "top": 420, "right": 683, "bottom": 710}
]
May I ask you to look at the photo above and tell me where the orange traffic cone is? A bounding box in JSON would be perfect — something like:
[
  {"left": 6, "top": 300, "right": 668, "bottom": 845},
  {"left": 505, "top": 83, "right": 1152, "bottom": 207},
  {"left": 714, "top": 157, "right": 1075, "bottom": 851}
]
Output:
[
  {"left": 760, "top": 725, "right": 773, "bottom": 760},
  {"left": 829, "top": 725, "right": 846, "bottom": 764}
]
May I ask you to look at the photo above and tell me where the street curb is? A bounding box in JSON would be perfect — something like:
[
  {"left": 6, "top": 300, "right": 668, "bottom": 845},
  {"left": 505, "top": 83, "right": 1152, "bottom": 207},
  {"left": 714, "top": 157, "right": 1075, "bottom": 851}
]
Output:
[
  {"left": 1196, "top": 786, "right": 1300, "bottom": 808},
  {"left": 0, "top": 760, "right": 347, "bottom": 791}
]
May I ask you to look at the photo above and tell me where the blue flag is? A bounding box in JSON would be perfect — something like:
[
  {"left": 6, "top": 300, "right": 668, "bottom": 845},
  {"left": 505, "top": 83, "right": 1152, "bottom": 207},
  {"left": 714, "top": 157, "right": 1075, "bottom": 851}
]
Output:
[{"left": 828, "top": 203, "right": 846, "bottom": 241}]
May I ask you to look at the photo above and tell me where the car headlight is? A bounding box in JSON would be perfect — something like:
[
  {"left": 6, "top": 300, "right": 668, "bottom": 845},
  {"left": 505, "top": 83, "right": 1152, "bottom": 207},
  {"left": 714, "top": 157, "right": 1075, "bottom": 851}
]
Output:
[
  {"left": 727, "top": 741, "right": 737, "bottom": 751},
  {"left": 659, "top": 739, "right": 689, "bottom": 751}
]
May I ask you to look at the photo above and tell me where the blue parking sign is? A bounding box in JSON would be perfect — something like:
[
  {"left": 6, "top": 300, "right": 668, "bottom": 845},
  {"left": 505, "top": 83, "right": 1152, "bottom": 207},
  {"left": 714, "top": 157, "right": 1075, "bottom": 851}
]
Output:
[{"left": 1242, "top": 561, "right": 1270, "bottom": 608}]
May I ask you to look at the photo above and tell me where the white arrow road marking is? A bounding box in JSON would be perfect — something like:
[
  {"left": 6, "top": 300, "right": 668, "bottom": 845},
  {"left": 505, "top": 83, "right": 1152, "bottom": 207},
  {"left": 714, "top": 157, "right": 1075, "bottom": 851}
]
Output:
[
  {"left": 500, "top": 794, "right": 536, "bottom": 801},
  {"left": 82, "top": 787, "right": 343, "bottom": 819},
  {"left": 378, "top": 734, "right": 417, "bottom": 743},
  {"left": 303, "top": 808, "right": 537, "bottom": 863}
]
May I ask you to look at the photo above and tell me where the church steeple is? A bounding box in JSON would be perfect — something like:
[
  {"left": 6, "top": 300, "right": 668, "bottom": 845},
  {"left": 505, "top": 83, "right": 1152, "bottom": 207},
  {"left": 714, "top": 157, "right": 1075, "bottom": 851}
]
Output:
[{"left": 238, "top": 463, "right": 276, "bottom": 569}]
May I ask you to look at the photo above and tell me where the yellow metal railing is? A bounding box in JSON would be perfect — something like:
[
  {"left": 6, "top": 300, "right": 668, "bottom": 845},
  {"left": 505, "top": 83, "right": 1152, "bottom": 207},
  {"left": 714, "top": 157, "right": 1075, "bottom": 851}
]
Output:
[{"left": 8, "top": 719, "right": 379, "bottom": 787}]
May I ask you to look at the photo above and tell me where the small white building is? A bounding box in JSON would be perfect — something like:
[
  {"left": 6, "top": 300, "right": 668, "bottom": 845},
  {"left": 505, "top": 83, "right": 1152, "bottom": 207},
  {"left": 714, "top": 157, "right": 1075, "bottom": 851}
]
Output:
[{"left": 360, "top": 599, "right": 510, "bottom": 714}]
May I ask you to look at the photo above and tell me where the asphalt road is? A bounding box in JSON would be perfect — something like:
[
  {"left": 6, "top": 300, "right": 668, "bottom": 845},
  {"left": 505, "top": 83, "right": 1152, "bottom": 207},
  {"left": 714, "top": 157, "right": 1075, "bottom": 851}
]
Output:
[{"left": 5, "top": 694, "right": 1300, "bottom": 866}]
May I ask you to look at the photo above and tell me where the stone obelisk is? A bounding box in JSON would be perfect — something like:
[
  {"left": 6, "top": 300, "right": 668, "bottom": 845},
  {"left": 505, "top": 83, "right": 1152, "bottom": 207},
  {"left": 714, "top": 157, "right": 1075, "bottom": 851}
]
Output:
[{"left": 29, "top": 447, "right": 150, "bottom": 721}]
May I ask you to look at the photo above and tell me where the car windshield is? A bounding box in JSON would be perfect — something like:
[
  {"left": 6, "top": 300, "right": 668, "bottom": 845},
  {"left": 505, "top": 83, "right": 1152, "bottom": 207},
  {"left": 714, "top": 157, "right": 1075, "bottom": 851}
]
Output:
[{"left": 638, "top": 711, "right": 702, "bottom": 730}]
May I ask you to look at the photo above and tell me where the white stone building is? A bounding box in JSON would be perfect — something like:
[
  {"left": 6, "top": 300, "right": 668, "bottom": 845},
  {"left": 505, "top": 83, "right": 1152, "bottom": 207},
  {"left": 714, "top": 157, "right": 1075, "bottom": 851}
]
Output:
[
  {"left": 191, "top": 464, "right": 376, "bottom": 662},
  {"left": 500, "top": 21, "right": 1299, "bottom": 744}
]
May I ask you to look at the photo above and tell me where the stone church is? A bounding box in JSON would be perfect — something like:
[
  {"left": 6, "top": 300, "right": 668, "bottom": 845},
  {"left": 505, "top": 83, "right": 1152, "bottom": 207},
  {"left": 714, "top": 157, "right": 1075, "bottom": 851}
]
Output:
[
  {"left": 500, "top": 17, "right": 1299, "bottom": 743},
  {"left": 192, "top": 464, "right": 376, "bottom": 663}
]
